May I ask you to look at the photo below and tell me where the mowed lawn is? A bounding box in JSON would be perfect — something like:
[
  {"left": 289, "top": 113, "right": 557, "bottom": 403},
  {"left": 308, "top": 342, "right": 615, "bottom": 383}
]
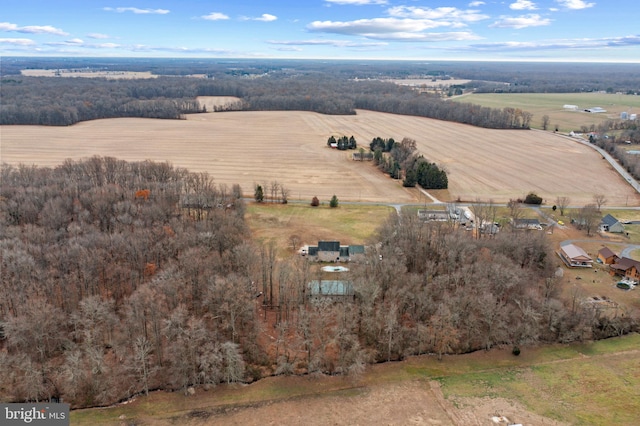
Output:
[
  {"left": 3, "top": 108, "right": 639, "bottom": 206},
  {"left": 453, "top": 92, "right": 640, "bottom": 133},
  {"left": 245, "top": 202, "right": 394, "bottom": 256}
]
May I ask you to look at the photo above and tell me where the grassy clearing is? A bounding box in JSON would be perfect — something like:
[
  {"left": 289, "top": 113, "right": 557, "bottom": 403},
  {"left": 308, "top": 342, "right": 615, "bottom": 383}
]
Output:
[
  {"left": 438, "top": 334, "right": 640, "bottom": 425},
  {"left": 455, "top": 92, "right": 640, "bottom": 133},
  {"left": 245, "top": 202, "right": 394, "bottom": 256}
]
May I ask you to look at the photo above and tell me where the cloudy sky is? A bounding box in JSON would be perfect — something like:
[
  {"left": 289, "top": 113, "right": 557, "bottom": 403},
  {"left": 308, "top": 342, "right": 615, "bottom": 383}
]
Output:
[{"left": 1, "top": 0, "right": 638, "bottom": 61}]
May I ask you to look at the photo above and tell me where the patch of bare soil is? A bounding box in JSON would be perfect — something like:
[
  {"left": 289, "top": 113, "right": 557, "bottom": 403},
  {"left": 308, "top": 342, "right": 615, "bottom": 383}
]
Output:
[
  {"left": 141, "top": 379, "right": 565, "bottom": 426},
  {"left": 201, "top": 381, "right": 452, "bottom": 426},
  {"left": 450, "top": 395, "right": 569, "bottom": 426}
]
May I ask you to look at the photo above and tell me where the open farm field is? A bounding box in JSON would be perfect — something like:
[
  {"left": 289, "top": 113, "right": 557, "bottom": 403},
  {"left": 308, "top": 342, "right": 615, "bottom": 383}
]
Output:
[
  {"left": 454, "top": 92, "right": 640, "bottom": 133},
  {"left": 2, "top": 108, "right": 639, "bottom": 205},
  {"left": 389, "top": 78, "right": 471, "bottom": 87},
  {"left": 196, "top": 96, "right": 242, "bottom": 111},
  {"left": 20, "top": 69, "right": 157, "bottom": 79},
  {"left": 70, "top": 333, "right": 640, "bottom": 425}
]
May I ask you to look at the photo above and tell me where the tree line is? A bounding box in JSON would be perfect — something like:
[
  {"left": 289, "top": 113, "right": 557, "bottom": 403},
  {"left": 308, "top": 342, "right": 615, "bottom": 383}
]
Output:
[{"left": 2, "top": 72, "right": 531, "bottom": 129}]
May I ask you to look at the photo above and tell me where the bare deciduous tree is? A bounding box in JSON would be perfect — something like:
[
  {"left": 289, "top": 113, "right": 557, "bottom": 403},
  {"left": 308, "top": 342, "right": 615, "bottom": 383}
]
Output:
[
  {"left": 577, "top": 203, "right": 600, "bottom": 236},
  {"left": 556, "top": 196, "right": 570, "bottom": 216},
  {"left": 593, "top": 194, "right": 607, "bottom": 212}
]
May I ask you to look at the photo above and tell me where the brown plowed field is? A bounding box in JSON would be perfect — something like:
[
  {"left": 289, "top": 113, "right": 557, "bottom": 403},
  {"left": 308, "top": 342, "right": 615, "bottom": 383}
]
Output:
[{"left": 2, "top": 109, "right": 638, "bottom": 205}]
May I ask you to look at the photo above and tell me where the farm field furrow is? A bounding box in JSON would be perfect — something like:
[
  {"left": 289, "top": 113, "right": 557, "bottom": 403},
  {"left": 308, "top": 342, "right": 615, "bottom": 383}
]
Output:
[{"left": 2, "top": 109, "right": 639, "bottom": 205}]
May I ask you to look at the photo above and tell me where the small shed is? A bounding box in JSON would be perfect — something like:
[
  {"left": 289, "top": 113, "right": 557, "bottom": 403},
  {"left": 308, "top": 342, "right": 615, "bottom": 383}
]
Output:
[{"left": 597, "top": 247, "right": 619, "bottom": 265}]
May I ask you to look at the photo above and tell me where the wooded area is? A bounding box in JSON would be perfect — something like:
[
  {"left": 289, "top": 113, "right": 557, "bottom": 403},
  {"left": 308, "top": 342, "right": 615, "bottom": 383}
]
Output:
[
  {"left": 1, "top": 56, "right": 548, "bottom": 129},
  {"left": 0, "top": 73, "right": 530, "bottom": 129},
  {"left": 1, "top": 158, "right": 636, "bottom": 407}
]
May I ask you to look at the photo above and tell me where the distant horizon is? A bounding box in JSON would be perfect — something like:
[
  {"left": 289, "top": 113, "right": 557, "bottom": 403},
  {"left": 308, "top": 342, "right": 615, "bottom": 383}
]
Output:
[
  {"left": 2, "top": 1, "right": 639, "bottom": 62},
  {"left": 4, "top": 56, "right": 640, "bottom": 65}
]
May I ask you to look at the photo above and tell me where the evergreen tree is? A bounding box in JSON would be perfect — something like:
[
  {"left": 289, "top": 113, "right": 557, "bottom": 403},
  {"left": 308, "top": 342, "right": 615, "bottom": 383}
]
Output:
[
  {"left": 349, "top": 136, "right": 357, "bottom": 149},
  {"left": 330, "top": 195, "right": 339, "bottom": 208},
  {"left": 403, "top": 168, "right": 417, "bottom": 187},
  {"left": 254, "top": 184, "right": 264, "bottom": 203}
]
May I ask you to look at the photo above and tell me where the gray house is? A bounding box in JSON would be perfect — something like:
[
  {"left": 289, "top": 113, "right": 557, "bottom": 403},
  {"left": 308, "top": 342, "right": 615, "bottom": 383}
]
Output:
[
  {"left": 600, "top": 214, "right": 625, "bottom": 233},
  {"left": 304, "top": 241, "right": 365, "bottom": 262}
]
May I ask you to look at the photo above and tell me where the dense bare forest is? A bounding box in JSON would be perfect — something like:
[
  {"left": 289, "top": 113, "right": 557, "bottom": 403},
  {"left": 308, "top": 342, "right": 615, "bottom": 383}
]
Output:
[
  {"left": 4, "top": 58, "right": 638, "bottom": 128},
  {"left": 1, "top": 73, "right": 527, "bottom": 129},
  {"left": 1, "top": 158, "right": 635, "bottom": 407}
]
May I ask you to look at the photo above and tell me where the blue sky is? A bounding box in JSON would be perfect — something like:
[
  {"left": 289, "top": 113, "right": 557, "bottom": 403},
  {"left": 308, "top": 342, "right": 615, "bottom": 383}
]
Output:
[{"left": 1, "top": 0, "right": 638, "bottom": 61}]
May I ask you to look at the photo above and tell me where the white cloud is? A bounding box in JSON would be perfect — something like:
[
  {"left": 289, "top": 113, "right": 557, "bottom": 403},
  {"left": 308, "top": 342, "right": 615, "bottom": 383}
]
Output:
[
  {"left": 556, "top": 0, "right": 595, "bottom": 9},
  {"left": 308, "top": 7, "right": 488, "bottom": 42},
  {"left": 103, "top": 7, "right": 169, "bottom": 14},
  {"left": 308, "top": 19, "right": 481, "bottom": 42},
  {"left": 273, "top": 46, "right": 303, "bottom": 52},
  {"left": 386, "top": 6, "right": 489, "bottom": 23},
  {"left": 0, "top": 22, "right": 68, "bottom": 35},
  {"left": 96, "top": 43, "right": 120, "bottom": 48},
  {"left": 202, "top": 12, "right": 230, "bottom": 21},
  {"left": 325, "top": 0, "right": 388, "bottom": 5},
  {"left": 0, "top": 22, "right": 18, "bottom": 31},
  {"left": 308, "top": 18, "right": 454, "bottom": 35},
  {"left": 464, "top": 35, "right": 640, "bottom": 51},
  {"left": 468, "top": 1, "right": 485, "bottom": 6},
  {"left": 251, "top": 13, "right": 278, "bottom": 22},
  {"left": 510, "top": 0, "right": 537, "bottom": 10},
  {"left": 268, "top": 39, "right": 387, "bottom": 47},
  {"left": 87, "top": 33, "right": 110, "bottom": 39},
  {"left": 0, "top": 38, "right": 36, "bottom": 46},
  {"left": 370, "top": 31, "right": 479, "bottom": 41},
  {"left": 490, "top": 14, "right": 551, "bottom": 29}
]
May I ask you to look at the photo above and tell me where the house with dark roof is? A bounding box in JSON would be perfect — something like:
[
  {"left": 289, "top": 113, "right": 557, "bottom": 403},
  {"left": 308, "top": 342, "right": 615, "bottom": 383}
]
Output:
[
  {"left": 597, "top": 247, "right": 619, "bottom": 265},
  {"left": 609, "top": 256, "right": 640, "bottom": 280},
  {"left": 558, "top": 243, "right": 593, "bottom": 267},
  {"left": 600, "top": 214, "right": 625, "bottom": 233},
  {"left": 304, "top": 241, "right": 365, "bottom": 262}
]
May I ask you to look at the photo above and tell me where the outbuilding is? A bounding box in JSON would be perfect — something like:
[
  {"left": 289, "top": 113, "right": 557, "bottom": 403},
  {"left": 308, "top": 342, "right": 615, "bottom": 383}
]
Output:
[
  {"left": 597, "top": 247, "right": 619, "bottom": 265},
  {"left": 558, "top": 243, "right": 593, "bottom": 268}
]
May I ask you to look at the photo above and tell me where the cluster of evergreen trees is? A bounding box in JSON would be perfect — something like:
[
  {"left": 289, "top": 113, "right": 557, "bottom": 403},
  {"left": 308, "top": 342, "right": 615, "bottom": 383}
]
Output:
[
  {"left": 403, "top": 158, "right": 449, "bottom": 189},
  {"left": 327, "top": 135, "right": 357, "bottom": 150},
  {"left": 370, "top": 137, "right": 448, "bottom": 189}
]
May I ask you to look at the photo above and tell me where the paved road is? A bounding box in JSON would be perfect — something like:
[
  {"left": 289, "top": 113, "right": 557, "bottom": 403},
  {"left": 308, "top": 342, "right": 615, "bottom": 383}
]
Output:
[{"left": 548, "top": 130, "right": 640, "bottom": 195}]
